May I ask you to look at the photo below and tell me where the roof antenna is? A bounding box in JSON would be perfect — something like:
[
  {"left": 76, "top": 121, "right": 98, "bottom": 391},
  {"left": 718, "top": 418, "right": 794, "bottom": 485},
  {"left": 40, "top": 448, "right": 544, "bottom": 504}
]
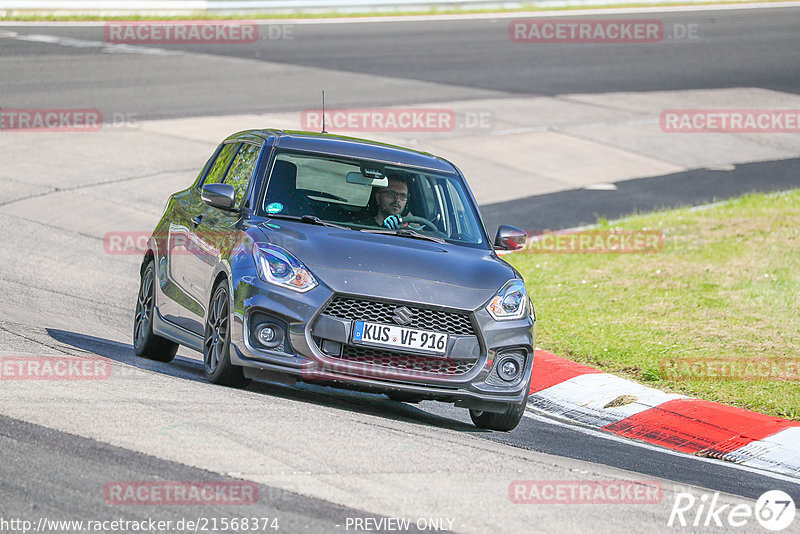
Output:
[{"left": 321, "top": 90, "right": 327, "bottom": 134}]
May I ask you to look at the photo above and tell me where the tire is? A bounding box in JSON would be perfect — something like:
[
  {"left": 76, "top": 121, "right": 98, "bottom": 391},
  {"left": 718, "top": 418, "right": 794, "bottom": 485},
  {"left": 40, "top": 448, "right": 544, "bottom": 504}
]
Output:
[
  {"left": 134, "top": 260, "right": 178, "bottom": 363},
  {"left": 469, "top": 395, "right": 528, "bottom": 432},
  {"left": 203, "top": 280, "right": 249, "bottom": 388}
]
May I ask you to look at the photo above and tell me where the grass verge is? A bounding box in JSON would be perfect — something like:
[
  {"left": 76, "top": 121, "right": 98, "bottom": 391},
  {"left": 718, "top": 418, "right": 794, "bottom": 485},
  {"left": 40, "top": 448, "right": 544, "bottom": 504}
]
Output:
[
  {"left": 1, "top": 0, "right": 796, "bottom": 21},
  {"left": 506, "top": 189, "right": 800, "bottom": 420}
]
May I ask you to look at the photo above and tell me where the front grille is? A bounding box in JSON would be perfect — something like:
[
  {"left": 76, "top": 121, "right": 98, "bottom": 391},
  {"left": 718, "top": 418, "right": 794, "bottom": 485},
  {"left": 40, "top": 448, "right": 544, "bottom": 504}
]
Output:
[
  {"left": 322, "top": 296, "right": 475, "bottom": 336},
  {"left": 330, "top": 345, "right": 475, "bottom": 376}
]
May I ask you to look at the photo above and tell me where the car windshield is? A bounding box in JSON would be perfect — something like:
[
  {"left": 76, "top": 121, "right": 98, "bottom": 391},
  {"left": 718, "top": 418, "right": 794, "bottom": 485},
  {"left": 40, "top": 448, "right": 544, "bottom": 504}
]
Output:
[{"left": 258, "top": 151, "right": 487, "bottom": 247}]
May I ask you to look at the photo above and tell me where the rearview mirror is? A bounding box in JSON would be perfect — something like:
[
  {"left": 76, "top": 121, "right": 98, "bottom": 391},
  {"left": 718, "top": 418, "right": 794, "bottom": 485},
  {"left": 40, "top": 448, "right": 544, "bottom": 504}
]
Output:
[
  {"left": 346, "top": 172, "right": 388, "bottom": 187},
  {"left": 494, "top": 225, "right": 527, "bottom": 250},
  {"left": 201, "top": 183, "right": 236, "bottom": 211}
]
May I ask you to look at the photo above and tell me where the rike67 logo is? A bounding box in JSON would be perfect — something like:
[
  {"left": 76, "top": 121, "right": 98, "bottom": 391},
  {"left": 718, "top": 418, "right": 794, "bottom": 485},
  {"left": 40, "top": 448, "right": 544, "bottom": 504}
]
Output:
[{"left": 668, "top": 490, "right": 795, "bottom": 531}]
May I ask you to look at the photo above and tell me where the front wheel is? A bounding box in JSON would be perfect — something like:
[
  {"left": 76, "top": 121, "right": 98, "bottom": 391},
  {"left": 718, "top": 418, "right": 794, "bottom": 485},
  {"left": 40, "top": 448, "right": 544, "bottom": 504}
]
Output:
[
  {"left": 133, "top": 260, "right": 178, "bottom": 362},
  {"left": 469, "top": 396, "right": 528, "bottom": 432},
  {"left": 203, "top": 280, "right": 249, "bottom": 388}
]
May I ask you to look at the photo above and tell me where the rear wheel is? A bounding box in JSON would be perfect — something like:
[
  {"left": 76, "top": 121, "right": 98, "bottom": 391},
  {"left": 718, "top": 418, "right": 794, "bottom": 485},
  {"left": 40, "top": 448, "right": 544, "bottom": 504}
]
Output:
[
  {"left": 469, "top": 395, "right": 528, "bottom": 432},
  {"left": 133, "top": 260, "right": 178, "bottom": 362},
  {"left": 204, "top": 280, "right": 249, "bottom": 388}
]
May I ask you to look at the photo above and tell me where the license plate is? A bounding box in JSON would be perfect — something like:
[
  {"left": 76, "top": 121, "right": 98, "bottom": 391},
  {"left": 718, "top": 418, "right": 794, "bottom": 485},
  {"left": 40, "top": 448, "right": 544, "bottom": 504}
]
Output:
[{"left": 352, "top": 321, "right": 448, "bottom": 355}]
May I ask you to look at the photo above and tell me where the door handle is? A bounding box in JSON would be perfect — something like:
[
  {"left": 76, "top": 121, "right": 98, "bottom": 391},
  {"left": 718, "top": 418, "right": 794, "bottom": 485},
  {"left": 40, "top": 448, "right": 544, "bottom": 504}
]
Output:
[{"left": 191, "top": 215, "right": 203, "bottom": 227}]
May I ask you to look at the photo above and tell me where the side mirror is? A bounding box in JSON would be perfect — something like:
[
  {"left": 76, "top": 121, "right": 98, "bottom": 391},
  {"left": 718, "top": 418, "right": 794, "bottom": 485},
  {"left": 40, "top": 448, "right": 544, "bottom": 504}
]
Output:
[
  {"left": 201, "top": 183, "right": 236, "bottom": 211},
  {"left": 494, "top": 225, "right": 527, "bottom": 250}
]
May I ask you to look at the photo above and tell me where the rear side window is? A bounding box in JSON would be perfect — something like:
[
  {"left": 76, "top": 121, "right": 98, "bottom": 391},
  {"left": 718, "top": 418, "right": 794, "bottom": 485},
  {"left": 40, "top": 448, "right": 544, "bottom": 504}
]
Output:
[
  {"left": 203, "top": 143, "right": 239, "bottom": 185},
  {"left": 225, "top": 143, "right": 261, "bottom": 208}
]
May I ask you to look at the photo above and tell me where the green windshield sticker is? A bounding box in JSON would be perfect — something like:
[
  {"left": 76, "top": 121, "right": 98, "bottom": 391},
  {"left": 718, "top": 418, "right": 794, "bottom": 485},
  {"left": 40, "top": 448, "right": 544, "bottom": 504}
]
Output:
[{"left": 266, "top": 202, "right": 283, "bottom": 214}]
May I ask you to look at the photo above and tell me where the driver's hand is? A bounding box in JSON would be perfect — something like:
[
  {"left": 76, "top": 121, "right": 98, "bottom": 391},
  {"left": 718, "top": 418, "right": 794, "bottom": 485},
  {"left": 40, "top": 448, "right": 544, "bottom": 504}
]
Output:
[{"left": 382, "top": 215, "right": 402, "bottom": 229}]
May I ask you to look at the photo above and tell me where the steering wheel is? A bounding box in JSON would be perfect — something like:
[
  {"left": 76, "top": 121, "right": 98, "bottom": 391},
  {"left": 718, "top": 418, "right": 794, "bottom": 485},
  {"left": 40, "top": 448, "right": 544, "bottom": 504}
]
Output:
[{"left": 402, "top": 215, "right": 440, "bottom": 232}]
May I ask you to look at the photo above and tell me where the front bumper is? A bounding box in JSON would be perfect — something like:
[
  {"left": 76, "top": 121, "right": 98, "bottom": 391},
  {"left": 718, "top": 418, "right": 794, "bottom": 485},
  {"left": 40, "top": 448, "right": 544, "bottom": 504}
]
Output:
[{"left": 228, "top": 270, "right": 535, "bottom": 411}]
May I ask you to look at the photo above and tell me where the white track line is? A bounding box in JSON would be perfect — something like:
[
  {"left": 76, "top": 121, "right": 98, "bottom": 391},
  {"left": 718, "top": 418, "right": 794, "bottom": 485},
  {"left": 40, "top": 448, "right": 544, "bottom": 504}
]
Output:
[{"left": 11, "top": 32, "right": 177, "bottom": 54}]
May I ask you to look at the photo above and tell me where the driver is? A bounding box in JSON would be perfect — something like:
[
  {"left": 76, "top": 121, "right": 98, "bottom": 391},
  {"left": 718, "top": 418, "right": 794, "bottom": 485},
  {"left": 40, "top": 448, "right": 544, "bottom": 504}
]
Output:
[{"left": 354, "top": 176, "right": 410, "bottom": 229}]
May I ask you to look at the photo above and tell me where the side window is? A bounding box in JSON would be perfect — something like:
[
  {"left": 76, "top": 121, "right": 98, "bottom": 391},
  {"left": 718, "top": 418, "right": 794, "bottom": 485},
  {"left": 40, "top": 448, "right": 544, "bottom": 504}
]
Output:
[
  {"left": 225, "top": 143, "right": 261, "bottom": 208},
  {"left": 203, "top": 143, "right": 239, "bottom": 186},
  {"left": 414, "top": 175, "right": 439, "bottom": 219},
  {"left": 443, "top": 179, "right": 481, "bottom": 242}
]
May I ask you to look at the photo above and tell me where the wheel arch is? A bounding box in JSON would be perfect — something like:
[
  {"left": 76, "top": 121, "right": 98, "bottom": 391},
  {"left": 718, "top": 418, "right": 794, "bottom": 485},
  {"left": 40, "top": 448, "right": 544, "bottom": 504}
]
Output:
[
  {"left": 207, "top": 260, "right": 235, "bottom": 315},
  {"left": 140, "top": 249, "right": 155, "bottom": 277}
]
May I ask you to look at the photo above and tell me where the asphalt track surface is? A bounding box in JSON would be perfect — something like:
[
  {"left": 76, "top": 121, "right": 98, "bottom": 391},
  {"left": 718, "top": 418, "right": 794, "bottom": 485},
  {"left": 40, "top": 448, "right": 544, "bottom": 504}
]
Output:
[
  {"left": 2, "top": 6, "right": 800, "bottom": 532},
  {"left": 482, "top": 156, "right": 800, "bottom": 231},
  {"left": 1, "top": 7, "right": 799, "bottom": 118},
  {"left": 2, "top": 414, "right": 412, "bottom": 533}
]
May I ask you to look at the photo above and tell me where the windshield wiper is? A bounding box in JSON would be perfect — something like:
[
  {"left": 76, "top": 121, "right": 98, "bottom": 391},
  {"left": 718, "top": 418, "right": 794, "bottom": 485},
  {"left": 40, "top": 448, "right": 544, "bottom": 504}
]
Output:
[
  {"left": 361, "top": 228, "right": 446, "bottom": 244},
  {"left": 300, "top": 215, "right": 350, "bottom": 230},
  {"left": 265, "top": 213, "right": 349, "bottom": 230}
]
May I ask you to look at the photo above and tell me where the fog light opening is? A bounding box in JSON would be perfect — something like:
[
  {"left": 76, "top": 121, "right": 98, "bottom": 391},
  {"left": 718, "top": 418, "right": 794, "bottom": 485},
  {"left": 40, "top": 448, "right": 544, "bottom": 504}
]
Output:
[
  {"left": 257, "top": 325, "right": 276, "bottom": 344},
  {"left": 253, "top": 321, "right": 284, "bottom": 349},
  {"left": 498, "top": 358, "right": 520, "bottom": 381}
]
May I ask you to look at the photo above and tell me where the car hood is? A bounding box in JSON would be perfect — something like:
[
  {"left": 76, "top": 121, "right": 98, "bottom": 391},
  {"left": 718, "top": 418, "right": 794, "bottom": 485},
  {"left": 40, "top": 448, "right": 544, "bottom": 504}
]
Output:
[{"left": 254, "top": 220, "right": 516, "bottom": 311}]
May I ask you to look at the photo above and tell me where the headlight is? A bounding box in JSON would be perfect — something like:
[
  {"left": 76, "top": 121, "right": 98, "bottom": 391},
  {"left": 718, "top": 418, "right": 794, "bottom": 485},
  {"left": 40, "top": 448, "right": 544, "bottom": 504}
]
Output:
[
  {"left": 253, "top": 244, "right": 317, "bottom": 293},
  {"left": 487, "top": 279, "right": 528, "bottom": 321}
]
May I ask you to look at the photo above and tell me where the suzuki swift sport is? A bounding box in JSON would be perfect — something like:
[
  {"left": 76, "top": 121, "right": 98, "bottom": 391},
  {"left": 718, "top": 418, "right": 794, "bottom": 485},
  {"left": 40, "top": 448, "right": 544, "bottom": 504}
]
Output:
[{"left": 134, "top": 129, "right": 535, "bottom": 431}]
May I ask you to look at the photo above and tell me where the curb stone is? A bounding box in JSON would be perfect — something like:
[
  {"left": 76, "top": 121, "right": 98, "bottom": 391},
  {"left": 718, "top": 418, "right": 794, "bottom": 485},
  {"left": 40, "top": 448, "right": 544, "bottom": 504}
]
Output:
[{"left": 528, "top": 349, "right": 800, "bottom": 479}]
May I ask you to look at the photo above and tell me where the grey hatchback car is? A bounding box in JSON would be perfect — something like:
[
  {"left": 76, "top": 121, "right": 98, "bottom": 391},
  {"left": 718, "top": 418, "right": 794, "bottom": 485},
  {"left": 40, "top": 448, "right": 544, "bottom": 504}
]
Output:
[{"left": 134, "top": 129, "right": 535, "bottom": 431}]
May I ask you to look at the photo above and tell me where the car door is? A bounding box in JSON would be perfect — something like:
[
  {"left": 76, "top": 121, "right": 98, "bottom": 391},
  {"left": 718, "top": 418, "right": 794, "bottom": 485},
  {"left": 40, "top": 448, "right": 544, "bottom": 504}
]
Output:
[
  {"left": 167, "top": 142, "right": 239, "bottom": 334},
  {"left": 158, "top": 144, "right": 221, "bottom": 332},
  {"left": 184, "top": 141, "right": 263, "bottom": 334}
]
